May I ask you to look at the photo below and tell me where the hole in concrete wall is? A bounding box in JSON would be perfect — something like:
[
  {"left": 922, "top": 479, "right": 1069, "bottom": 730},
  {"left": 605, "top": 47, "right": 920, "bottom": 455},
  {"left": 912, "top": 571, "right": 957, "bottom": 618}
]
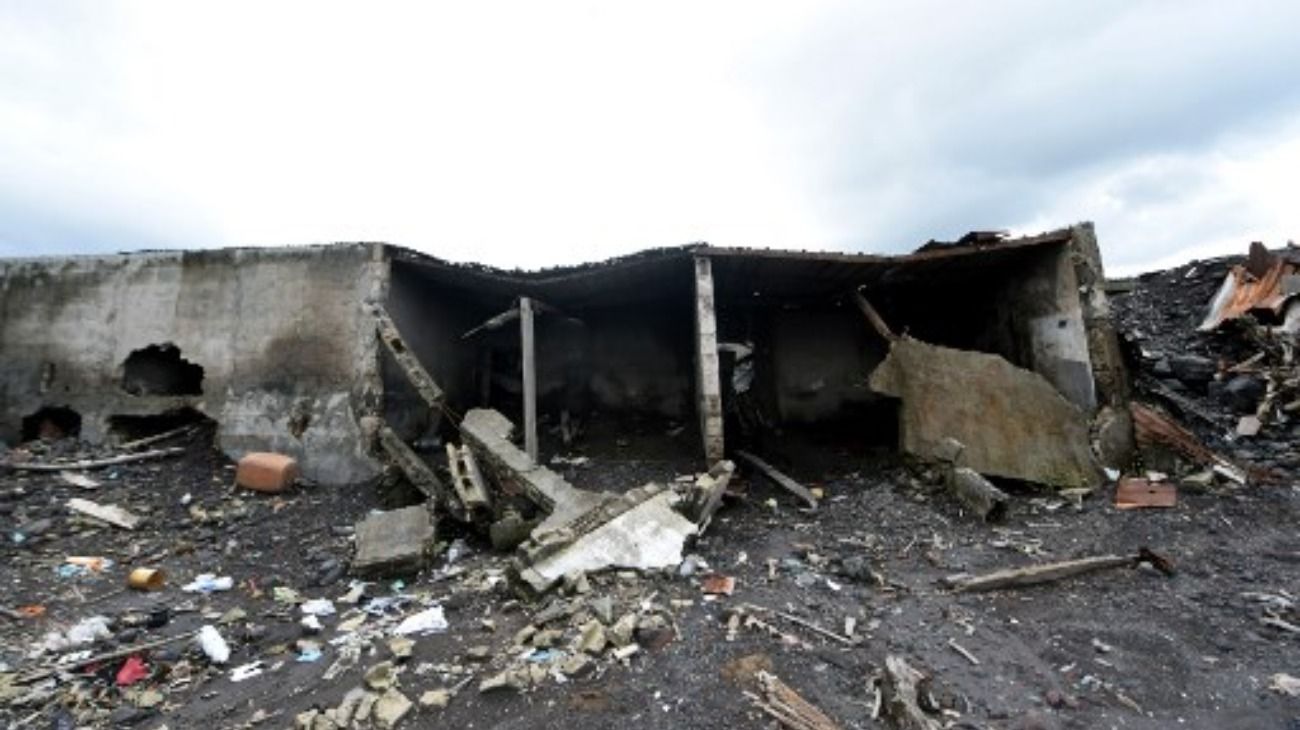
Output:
[
  {"left": 21, "top": 406, "right": 82, "bottom": 442},
  {"left": 107, "top": 407, "right": 212, "bottom": 442},
  {"left": 122, "top": 344, "right": 204, "bottom": 396}
]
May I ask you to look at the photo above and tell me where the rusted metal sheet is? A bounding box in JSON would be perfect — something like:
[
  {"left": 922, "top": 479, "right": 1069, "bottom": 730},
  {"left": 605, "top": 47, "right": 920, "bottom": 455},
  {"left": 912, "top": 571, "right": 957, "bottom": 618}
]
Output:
[
  {"left": 1130, "top": 402, "right": 1255, "bottom": 484},
  {"left": 1115, "top": 477, "right": 1177, "bottom": 509},
  {"left": 1199, "top": 243, "right": 1297, "bottom": 331}
]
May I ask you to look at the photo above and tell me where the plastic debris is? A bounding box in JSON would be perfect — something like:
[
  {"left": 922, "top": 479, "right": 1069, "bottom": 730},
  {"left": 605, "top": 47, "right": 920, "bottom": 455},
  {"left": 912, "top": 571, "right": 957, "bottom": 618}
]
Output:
[
  {"left": 230, "top": 661, "right": 264, "bottom": 681},
  {"left": 115, "top": 654, "right": 150, "bottom": 686},
  {"left": 197, "top": 625, "right": 231, "bottom": 664},
  {"left": 301, "top": 598, "right": 336, "bottom": 616},
  {"left": 182, "top": 574, "right": 233, "bottom": 593},
  {"left": 393, "top": 606, "right": 448, "bottom": 636}
]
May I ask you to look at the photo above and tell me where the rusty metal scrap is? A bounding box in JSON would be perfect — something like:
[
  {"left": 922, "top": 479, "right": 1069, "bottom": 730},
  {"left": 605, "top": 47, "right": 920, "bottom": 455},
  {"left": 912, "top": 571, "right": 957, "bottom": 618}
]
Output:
[{"left": 1199, "top": 242, "right": 1298, "bottom": 331}]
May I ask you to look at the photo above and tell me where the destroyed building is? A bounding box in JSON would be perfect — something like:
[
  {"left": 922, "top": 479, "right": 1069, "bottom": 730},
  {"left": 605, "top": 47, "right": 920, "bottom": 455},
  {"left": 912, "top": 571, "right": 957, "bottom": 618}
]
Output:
[
  {"left": 0, "top": 223, "right": 1128, "bottom": 491},
  {"left": 11, "top": 227, "right": 1300, "bottom": 730}
]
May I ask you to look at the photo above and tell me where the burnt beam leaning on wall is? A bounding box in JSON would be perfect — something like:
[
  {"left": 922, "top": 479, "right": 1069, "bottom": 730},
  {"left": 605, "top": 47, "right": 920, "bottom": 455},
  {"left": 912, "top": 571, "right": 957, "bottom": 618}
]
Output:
[
  {"left": 851, "top": 287, "right": 898, "bottom": 343},
  {"left": 375, "top": 306, "right": 445, "bottom": 410},
  {"left": 693, "top": 255, "right": 725, "bottom": 464}
]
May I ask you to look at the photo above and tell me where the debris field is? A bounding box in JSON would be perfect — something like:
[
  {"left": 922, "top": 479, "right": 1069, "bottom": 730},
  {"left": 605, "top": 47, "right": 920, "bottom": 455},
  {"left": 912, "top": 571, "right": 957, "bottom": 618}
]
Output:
[{"left": 3, "top": 233, "right": 1300, "bottom": 729}]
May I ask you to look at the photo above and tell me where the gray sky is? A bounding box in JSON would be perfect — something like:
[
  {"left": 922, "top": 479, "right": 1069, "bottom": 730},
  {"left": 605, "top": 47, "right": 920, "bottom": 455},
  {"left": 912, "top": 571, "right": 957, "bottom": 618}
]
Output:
[{"left": 3, "top": 1, "right": 1299, "bottom": 274}]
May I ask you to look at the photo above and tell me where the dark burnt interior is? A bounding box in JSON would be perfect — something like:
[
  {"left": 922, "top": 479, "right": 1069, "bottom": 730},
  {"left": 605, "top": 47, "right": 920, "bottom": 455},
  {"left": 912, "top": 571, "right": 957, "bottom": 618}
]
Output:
[{"left": 121, "top": 343, "right": 205, "bottom": 396}]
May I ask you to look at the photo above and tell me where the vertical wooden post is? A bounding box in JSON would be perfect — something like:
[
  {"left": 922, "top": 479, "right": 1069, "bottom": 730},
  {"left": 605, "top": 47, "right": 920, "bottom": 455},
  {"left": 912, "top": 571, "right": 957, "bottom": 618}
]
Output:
[
  {"left": 693, "top": 256, "right": 725, "bottom": 463},
  {"left": 520, "top": 296, "right": 539, "bottom": 465}
]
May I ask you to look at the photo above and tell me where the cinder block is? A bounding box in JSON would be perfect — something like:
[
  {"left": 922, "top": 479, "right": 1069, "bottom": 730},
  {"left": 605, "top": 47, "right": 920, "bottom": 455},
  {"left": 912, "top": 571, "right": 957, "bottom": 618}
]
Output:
[{"left": 236, "top": 452, "right": 300, "bottom": 493}]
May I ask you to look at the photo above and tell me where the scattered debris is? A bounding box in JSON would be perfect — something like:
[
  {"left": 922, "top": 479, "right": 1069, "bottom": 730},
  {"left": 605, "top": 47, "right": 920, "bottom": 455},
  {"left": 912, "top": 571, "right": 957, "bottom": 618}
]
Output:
[
  {"left": 880, "top": 655, "right": 943, "bottom": 730},
  {"left": 66, "top": 497, "right": 142, "bottom": 530},
  {"left": 746, "top": 671, "right": 842, "bottom": 730}
]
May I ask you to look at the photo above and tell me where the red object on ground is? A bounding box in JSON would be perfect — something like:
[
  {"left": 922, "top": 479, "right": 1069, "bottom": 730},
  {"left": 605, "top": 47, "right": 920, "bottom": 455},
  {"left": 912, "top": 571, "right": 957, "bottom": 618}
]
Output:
[
  {"left": 1115, "top": 478, "right": 1177, "bottom": 509},
  {"left": 235, "top": 452, "right": 300, "bottom": 493},
  {"left": 115, "top": 654, "right": 150, "bottom": 686}
]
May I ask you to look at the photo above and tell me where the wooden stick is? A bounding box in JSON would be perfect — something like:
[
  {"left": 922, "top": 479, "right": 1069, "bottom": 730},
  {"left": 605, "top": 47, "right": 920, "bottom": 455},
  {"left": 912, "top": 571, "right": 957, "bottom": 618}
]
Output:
[
  {"left": 7, "top": 447, "right": 185, "bottom": 472},
  {"left": 744, "top": 604, "right": 855, "bottom": 646},
  {"left": 735, "top": 450, "right": 818, "bottom": 509},
  {"left": 118, "top": 423, "right": 198, "bottom": 451},
  {"left": 947, "top": 638, "right": 980, "bottom": 666},
  {"left": 942, "top": 548, "right": 1173, "bottom": 593}
]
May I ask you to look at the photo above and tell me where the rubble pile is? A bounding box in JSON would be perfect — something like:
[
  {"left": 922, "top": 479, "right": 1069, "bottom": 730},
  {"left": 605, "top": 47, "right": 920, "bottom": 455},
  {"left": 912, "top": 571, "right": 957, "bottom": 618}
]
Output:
[{"left": 3, "top": 240, "right": 1300, "bottom": 729}]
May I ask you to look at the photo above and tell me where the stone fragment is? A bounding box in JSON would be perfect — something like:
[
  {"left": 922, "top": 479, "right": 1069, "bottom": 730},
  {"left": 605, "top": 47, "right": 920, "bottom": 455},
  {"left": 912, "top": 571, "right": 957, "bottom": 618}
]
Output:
[
  {"left": 419, "top": 689, "right": 451, "bottom": 709},
  {"left": 372, "top": 688, "right": 412, "bottom": 729},
  {"left": 590, "top": 596, "right": 614, "bottom": 625},
  {"left": 576, "top": 620, "right": 607, "bottom": 654},
  {"left": 364, "top": 661, "right": 397, "bottom": 691},
  {"left": 387, "top": 637, "right": 414, "bottom": 661},
  {"left": 608, "top": 613, "right": 637, "bottom": 647}
]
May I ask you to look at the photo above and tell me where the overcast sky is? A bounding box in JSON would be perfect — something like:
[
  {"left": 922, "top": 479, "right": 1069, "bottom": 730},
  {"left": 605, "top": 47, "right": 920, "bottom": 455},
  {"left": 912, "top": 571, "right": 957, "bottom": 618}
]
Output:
[{"left": 3, "top": 1, "right": 1299, "bottom": 274}]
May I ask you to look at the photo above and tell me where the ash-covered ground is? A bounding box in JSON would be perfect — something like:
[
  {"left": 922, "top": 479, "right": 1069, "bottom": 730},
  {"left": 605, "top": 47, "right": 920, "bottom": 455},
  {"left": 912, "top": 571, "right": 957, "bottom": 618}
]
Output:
[{"left": 3, "top": 256, "right": 1300, "bottom": 730}]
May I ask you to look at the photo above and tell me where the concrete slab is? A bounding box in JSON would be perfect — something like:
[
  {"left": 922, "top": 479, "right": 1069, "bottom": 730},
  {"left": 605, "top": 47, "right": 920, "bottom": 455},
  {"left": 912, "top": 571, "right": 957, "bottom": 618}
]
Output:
[
  {"left": 352, "top": 505, "right": 436, "bottom": 576},
  {"left": 869, "top": 336, "right": 1101, "bottom": 490},
  {"left": 517, "top": 490, "right": 697, "bottom": 593}
]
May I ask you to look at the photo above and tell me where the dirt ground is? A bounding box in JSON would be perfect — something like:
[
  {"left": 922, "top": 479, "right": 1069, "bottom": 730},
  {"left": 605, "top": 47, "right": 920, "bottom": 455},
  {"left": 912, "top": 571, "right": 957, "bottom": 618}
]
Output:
[{"left": 4, "top": 261, "right": 1300, "bottom": 730}]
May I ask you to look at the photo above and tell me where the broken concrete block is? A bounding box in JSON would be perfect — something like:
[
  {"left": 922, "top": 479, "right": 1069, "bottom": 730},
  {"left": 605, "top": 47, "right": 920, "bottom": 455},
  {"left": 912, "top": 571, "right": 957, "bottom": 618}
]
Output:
[
  {"left": 460, "top": 408, "right": 610, "bottom": 529},
  {"left": 515, "top": 490, "right": 698, "bottom": 594},
  {"left": 235, "top": 452, "right": 300, "bottom": 493},
  {"left": 870, "top": 337, "right": 1102, "bottom": 490},
  {"left": 377, "top": 427, "right": 456, "bottom": 510},
  {"left": 352, "top": 506, "right": 435, "bottom": 576}
]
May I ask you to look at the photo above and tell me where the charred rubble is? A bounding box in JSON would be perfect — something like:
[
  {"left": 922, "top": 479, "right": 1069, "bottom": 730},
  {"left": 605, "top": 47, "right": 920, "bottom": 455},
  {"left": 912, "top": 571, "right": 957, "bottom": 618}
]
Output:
[{"left": 4, "top": 229, "right": 1300, "bottom": 728}]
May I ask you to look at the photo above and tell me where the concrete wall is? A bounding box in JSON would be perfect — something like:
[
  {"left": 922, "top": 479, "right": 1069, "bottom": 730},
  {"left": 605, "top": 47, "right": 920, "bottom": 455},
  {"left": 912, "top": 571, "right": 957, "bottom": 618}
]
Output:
[
  {"left": 0, "top": 244, "right": 385, "bottom": 484},
  {"left": 992, "top": 242, "right": 1096, "bottom": 411},
  {"left": 768, "top": 307, "right": 883, "bottom": 423}
]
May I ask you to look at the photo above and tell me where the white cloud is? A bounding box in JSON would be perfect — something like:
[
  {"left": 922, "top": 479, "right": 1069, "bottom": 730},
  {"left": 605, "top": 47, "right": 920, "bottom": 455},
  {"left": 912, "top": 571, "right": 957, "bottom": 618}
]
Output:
[{"left": 1, "top": 1, "right": 1298, "bottom": 271}]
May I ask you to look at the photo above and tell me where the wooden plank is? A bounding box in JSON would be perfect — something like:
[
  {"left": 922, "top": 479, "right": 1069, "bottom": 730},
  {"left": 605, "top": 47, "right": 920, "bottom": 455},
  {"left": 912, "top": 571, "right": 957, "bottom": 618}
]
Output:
[
  {"left": 941, "top": 549, "right": 1174, "bottom": 593},
  {"left": 520, "top": 296, "right": 539, "bottom": 465},
  {"left": 375, "top": 306, "right": 444, "bottom": 408},
  {"left": 735, "top": 450, "right": 818, "bottom": 509}
]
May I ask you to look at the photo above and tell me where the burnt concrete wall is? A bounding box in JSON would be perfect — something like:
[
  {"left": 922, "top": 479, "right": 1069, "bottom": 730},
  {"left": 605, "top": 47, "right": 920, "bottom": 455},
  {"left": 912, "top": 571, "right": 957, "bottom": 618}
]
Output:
[
  {"left": 384, "top": 262, "right": 495, "bottom": 438},
  {"left": 0, "top": 244, "right": 385, "bottom": 484},
  {"left": 768, "top": 307, "right": 882, "bottom": 423},
  {"left": 992, "top": 242, "right": 1096, "bottom": 411},
  {"left": 586, "top": 302, "right": 693, "bottom": 418}
]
